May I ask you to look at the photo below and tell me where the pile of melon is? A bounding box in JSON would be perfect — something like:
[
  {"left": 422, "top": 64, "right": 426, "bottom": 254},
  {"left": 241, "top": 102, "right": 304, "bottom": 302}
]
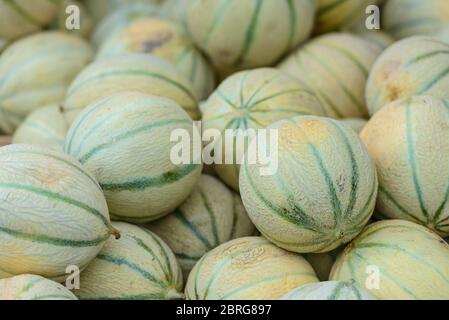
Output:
[{"left": 1, "top": 0, "right": 449, "bottom": 301}]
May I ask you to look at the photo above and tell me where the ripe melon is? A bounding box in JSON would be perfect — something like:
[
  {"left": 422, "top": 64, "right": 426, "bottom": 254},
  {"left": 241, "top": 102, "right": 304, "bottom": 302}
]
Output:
[
  {"left": 282, "top": 280, "right": 375, "bottom": 300},
  {"left": 147, "top": 174, "right": 256, "bottom": 278},
  {"left": 184, "top": 0, "right": 315, "bottom": 78},
  {"left": 62, "top": 53, "right": 200, "bottom": 124},
  {"left": 0, "top": 31, "right": 93, "bottom": 134},
  {"left": 366, "top": 36, "right": 449, "bottom": 115},
  {"left": 330, "top": 220, "right": 449, "bottom": 300},
  {"left": 76, "top": 222, "right": 184, "bottom": 300},
  {"left": 279, "top": 33, "right": 382, "bottom": 118},
  {"left": 97, "top": 17, "right": 216, "bottom": 100},
  {"left": 383, "top": 0, "right": 449, "bottom": 39},
  {"left": 0, "top": 274, "right": 77, "bottom": 300},
  {"left": 12, "top": 105, "right": 68, "bottom": 151},
  {"left": 360, "top": 95, "right": 449, "bottom": 236},
  {"left": 239, "top": 116, "right": 378, "bottom": 253},
  {"left": 0, "top": 144, "right": 117, "bottom": 281},
  {"left": 202, "top": 68, "right": 325, "bottom": 191},
  {"left": 339, "top": 118, "right": 367, "bottom": 134},
  {"left": 64, "top": 91, "right": 202, "bottom": 223},
  {"left": 185, "top": 237, "right": 319, "bottom": 300}
]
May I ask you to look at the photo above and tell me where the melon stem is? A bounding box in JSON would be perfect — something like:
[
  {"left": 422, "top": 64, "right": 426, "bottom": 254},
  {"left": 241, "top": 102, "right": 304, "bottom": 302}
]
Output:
[
  {"left": 109, "top": 226, "right": 121, "bottom": 239},
  {"left": 166, "top": 289, "right": 185, "bottom": 300}
]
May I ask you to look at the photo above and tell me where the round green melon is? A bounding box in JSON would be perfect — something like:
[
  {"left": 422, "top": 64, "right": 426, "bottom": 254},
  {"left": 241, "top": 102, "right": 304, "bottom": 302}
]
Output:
[
  {"left": 202, "top": 67, "right": 325, "bottom": 191},
  {"left": 0, "top": 144, "right": 117, "bottom": 281},
  {"left": 185, "top": 0, "right": 315, "bottom": 78},
  {"left": 279, "top": 33, "right": 382, "bottom": 118},
  {"left": 0, "top": 274, "right": 77, "bottom": 300},
  {"left": 147, "top": 174, "right": 256, "bottom": 278},
  {"left": 361, "top": 95, "right": 449, "bottom": 236},
  {"left": 12, "top": 104, "right": 68, "bottom": 151},
  {"left": 62, "top": 53, "right": 200, "bottom": 124},
  {"left": 239, "top": 116, "right": 378, "bottom": 253},
  {"left": 97, "top": 17, "right": 216, "bottom": 100},
  {"left": 330, "top": 220, "right": 449, "bottom": 300},
  {"left": 64, "top": 91, "right": 202, "bottom": 223},
  {"left": 282, "top": 280, "right": 375, "bottom": 300},
  {"left": 0, "top": 31, "right": 93, "bottom": 134},
  {"left": 339, "top": 118, "right": 367, "bottom": 134},
  {"left": 76, "top": 222, "right": 183, "bottom": 300},
  {"left": 185, "top": 237, "right": 319, "bottom": 300},
  {"left": 366, "top": 36, "right": 449, "bottom": 115},
  {"left": 383, "top": 0, "right": 449, "bottom": 39}
]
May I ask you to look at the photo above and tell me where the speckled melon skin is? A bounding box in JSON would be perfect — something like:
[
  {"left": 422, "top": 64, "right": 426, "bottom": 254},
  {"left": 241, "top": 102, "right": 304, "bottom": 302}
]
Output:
[
  {"left": 279, "top": 33, "right": 382, "bottom": 119},
  {"left": 185, "top": 237, "right": 319, "bottom": 300},
  {"left": 360, "top": 95, "right": 449, "bottom": 236},
  {"left": 0, "top": 31, "right": 93, "bottom": 134},
  {"left": 0, "top": 275, "right": 77, "bottom": 300},
  {"left": 202, "top": 68, "right": 325, "bottom": 192},
  {"left": 147, "top": 175, "right": 256, "bottom": 278},
  {"left": 97, "top": 17, "right": 216, "bottom": 100},
  {"left": 330, "top": 220, "right": 449, "bottom": 300},
  {"left": 76, "top": 222, "right": 184, "bottom": 300},
  {"left": 239, "top": 116, "right": 378, "bottom": 253},
  {"left": 366, "top": 36, "right": 449, "bottom": 116},
  {"left": 185, "top": 0, "right": 316, "bottom": 78},
  {"left": 383, "top": 0, "right": 449, "bottom": 39},
  {"left": 0, "top": 144, "right": 115, "bottom": 281},
  {"left": 62, "top": 53, "right": 200, "bottom": 124},
  {"left": 340, "top": 118, "right": 367, "bottom": 134},
  {"left": 0, "top": 0, "right": 61, "bottom": 42},
  {"left": 282, "top": 280, "right": 375, "bottom": 300},
  {"left": 64, "top": 92, "right": 202, "bottom": 223},
  {"left": 12, "top": 105, "right": 68, "bottom": 151}
]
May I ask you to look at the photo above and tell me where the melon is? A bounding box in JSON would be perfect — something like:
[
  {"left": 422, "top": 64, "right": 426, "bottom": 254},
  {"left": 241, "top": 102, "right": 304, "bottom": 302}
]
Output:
[
  {"left": 97, "top": 17, "right": 216, "bottom": 100},
  {"left": 62, "top": 53, "right": 200, "bottom": 124},
  {"left": 330, "top": 220, "right": 449, "bottom": 300},
  {"left": 282, "top": 280, "right": 375, "bottom": 300},
  {"left": 383, "top": 0, "right": 449, "bottom": 39},
  {"left": 0, "top": 144, "right": 117, "bottom": 281},
  {"left": 76, "top": 222, "right": 184, "bottom": 300},
  {"left": 147, "top": 174, "right": 256, "bottom": 278},
  {"left": 357, "top": 30, "right": 395, "bottom": 51},
  {"left": 366, "top": 36, "right": 449, "bottom": 116},
  {"left": 202, "top": 68, "right": 325, "bottom": 191},
  {"left": 64, "top": 91, "right": 202, "bottom": 223},
  {"left": 340, "top": 118, "right": 367, "bottom": 134},
  {"left": 279, "top": 33, "right": 382, "bottom": 118},
  {"left": 360, "top": 95, "right": 449, "bottom": 236},
  {"left": 85, "top": 0, "right": 163, "bottom": 23},
  {"left": 184, "top": 0, "right": 315, "bottom": 78},
  {"left": 239, "top": 116, "right": 378, "bottom": 253},
  {"left": 159, "top": 0, "right": 187, "bottom": 27},
  {"left": 185, "top": 237, "right": 319, "bottom": 300},
  {"left": 12, "top": 105, "right": 68, "bottom": 151},
  {"left": 304, "top": 247, "right": 343, "bottom": 281},
  {"left": 0, "top": 274, "right": 77, "bottom": 300},
  {"left": 0, "top": 31, "right": 93, "bottom": 134},
  {"left": 0, "top": 0, "right": 61, "bottom": 42}
]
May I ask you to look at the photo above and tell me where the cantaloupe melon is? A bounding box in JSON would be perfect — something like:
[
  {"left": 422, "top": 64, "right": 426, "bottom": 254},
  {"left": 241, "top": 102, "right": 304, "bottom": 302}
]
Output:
[
  {"left": 279, "top": 33, "right": 382, "bottom": 118},
  {"left": 185, "top": 237, "right": 319, "bottom": 300},
  {"left": 97, "top": 17, "right": 216, "bottom": 100},
  {"left": 202, "top": 68, "right": 325, "bottom": 191},
  {"left": 185, "top": 0, "right": 315, "bottom": 78},
  {"left": 0, "top": 144, "right": 117, "bottom": 281},
  {"left": 64, "top": 91, "right": 202, "bottom": 223},
  {"left": 0, "top": 31, "right": 93, "bottom": 134},
  {"left": 147, "top": 174, "right": 256, "bottom": 278},
  {"left": 282, "top": 280, "right": 375, "bottom": 300},
  {"left": 340, "top": 118, "right": 367, "bottom": 134},
  {"left": 76, "top": 222, "right": 184, "bottom": 300},
  {"left": 330, "top": 220, "right": 449, "bottom": 300},
  {"left": 239, "top": 116, "right": 378, "bottom": 253},
  {"left": 0, "top": 274, "right": 77, "bottom": 300},
  {"left": 62, "top": 53, "right": 200, "bottom": 124},
  {"left": 383, "top": 0, "right": 449, "bottom": 39},
  {"left": 366, "top": 36, "right": 449, "bottom": 115},
  {"left": 12, "top": 105, "right": 68, "bottom": 151},
  {"left": 360, "top": 95, "right": 449, "bottom": 236}
]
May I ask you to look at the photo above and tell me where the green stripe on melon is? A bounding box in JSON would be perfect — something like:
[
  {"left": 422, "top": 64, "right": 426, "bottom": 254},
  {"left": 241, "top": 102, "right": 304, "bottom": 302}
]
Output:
[
  {"left": 239, "top": 116, "right": 378, "bottom": 253},
  {"left": 185, "top": 237, "right": 319, "bottom": 300}
]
